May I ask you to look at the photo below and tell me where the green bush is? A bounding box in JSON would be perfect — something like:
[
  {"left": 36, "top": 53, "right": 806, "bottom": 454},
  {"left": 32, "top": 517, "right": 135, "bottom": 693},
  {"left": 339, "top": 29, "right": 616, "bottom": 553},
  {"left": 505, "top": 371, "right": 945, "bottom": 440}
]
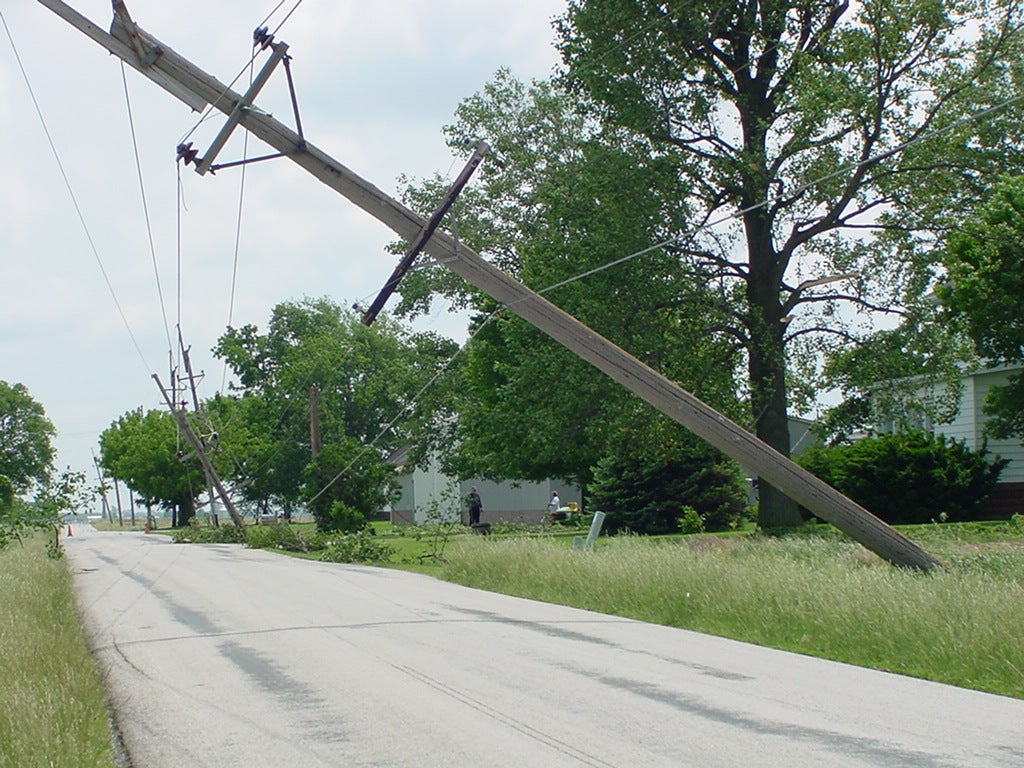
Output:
[
  {"left": 245, "top": 523, "right": 326, "bottom": 552},
  {"left": 302, "top": 440, "right": 397, "bottom": 533},
  {"left": 590, "top": 441, "right": 747, "bottom": 535},
  {"left": 171, "top": 519, "right": 248, "bottom": 544},
  {"left": 317, "top": 529, "right": 394, "bottom": 564},
  {"left": 677, "top": 506, "right": 705, "bottom": 534},
  {"left": 797, "top": 430, "right": 1008, "bottom": 524}
]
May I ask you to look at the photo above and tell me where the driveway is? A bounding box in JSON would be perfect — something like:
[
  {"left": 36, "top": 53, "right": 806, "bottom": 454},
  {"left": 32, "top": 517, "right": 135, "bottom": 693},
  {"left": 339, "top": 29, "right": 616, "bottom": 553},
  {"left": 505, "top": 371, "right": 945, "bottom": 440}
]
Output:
[{"left": 65, "top": 526, "right": 1024, "bottom": 767}]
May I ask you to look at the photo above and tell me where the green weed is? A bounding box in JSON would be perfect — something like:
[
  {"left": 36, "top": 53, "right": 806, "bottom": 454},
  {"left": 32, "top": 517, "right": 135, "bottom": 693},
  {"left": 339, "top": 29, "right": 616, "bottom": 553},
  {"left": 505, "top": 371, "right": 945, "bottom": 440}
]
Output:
[
  {"left": 0, "top": 535, "right": 116, "bottom": 768},
  {"left": 442, "top": 530, "right": 1024, "bottom": 698}
]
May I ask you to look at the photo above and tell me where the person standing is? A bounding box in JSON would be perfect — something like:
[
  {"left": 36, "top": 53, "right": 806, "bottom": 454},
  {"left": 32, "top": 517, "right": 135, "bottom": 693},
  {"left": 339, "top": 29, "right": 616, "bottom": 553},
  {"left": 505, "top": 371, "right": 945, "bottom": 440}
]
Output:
[
  {"left": 467, "top": 487, "right": 483, "bottom": 526},
  {"left": 547, "top": 491, "right": 561, "bottom": 517}
]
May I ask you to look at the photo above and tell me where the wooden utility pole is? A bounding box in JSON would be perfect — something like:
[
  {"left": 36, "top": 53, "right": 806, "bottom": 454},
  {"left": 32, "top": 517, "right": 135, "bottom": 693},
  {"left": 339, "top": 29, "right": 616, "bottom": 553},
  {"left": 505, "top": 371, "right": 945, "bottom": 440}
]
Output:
[
  {"left": 91, "top": 450, "right": 113, "bottom": 523},
  {"left": 309, "top": 385, "right": 322, "bottom": 458},
  {"left": 153, "top": 374, "right": 246, "bottom": 530},
  {"left": 113, "top": 477, "right": 125, "bottom": 526},
  {"left": 41, "top": 0, "right": 944, "bottom": 571},
  {"left": 179, "top": 342, "right": 220, "bottom": 526}
]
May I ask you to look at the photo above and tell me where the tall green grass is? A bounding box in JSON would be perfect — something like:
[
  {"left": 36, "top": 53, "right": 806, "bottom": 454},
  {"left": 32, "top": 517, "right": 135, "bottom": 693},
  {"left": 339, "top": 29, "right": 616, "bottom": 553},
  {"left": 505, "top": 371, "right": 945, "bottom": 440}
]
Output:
[
  {"left": 442, "top": 534, "right": 1024, "bottom": 698},
  {"left": 0, "top": 537, "right": 116, "bottom": 768}
]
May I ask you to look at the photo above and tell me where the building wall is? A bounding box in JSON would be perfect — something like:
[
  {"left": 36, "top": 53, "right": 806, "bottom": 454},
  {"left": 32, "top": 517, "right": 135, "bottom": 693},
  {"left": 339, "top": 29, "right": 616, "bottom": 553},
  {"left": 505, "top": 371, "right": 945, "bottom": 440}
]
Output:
[
  {"left": 386, "top": 453, "right": 580, "bottom": 525},
  {"left": 925, "top": 368, "right": 1024, "bottom": 486},
  {"left": 898, "top": 366, "right": 1024, "bottom": 515},
  {"left": 456, "top": 479, "right": 579, "bottom": 526},
  {"left": 968, "top": 370, "right": 1024, "bottom": 485}
]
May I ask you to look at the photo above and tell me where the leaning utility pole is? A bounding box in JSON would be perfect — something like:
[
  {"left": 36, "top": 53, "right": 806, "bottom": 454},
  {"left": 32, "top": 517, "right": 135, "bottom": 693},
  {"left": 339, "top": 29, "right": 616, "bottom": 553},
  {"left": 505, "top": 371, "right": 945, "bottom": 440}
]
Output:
[
  {"left": 40, "top": 0, "right": 944, "bottom": 571},
  {"left": 153, "top": 374, "right": 246, "bottom": 530},
  {"left": 91, "top": 450, "right": 114, "bottom": 524}
]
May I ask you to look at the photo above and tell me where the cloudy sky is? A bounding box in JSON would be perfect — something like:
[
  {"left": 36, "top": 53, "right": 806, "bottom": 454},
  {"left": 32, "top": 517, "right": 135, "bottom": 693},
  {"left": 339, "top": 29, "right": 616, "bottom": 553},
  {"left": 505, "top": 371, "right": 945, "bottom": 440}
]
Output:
[{"left": 1, "top": 0, "right": 567, "bottom": 484}]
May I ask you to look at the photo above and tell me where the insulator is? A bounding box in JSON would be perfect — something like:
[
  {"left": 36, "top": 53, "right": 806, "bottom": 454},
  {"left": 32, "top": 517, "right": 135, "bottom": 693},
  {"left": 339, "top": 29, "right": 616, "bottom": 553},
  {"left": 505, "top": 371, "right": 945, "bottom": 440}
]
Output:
[
  {"left": 176, "top": 142, "right": 199, "bottom": 166},
  {"left": 253, "top": 26, "right": 275, "bottom": 49}
]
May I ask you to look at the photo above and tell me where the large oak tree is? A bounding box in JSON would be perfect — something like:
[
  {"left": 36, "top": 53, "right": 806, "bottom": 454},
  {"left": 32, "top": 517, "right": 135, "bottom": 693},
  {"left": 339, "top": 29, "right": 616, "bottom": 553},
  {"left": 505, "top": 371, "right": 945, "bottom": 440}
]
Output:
[{"left": 553, "top": 0, "right": 1024, "bottom": 525}]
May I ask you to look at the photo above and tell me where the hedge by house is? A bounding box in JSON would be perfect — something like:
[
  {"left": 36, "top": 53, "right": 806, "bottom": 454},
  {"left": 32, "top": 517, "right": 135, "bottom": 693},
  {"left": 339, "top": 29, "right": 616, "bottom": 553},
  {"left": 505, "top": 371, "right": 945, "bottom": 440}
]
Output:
[{"left": 796, "top": 430, "right": 1007, "bottom": 524}]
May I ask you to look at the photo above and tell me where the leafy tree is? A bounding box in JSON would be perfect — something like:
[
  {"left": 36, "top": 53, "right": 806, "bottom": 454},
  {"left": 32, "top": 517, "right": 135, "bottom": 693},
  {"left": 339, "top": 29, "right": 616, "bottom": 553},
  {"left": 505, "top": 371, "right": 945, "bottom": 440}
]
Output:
[
  {"left": 203, "top": 392, "right": 308, "bottom": 517},
  {"left": 938, "top": 176, "right": 1024, "bottom": 439},
  {"left": 398, "top": 74, "right": 742, "bottom": 488},
  {"left": 797, "top": 430, "right": 1007, "bottom": 523},
  {"left": 99, "top": 408, "right": 206, "bottom": 526},
  {"left": 0, "top": 380, "right": 56, "bottom": 493},
  {"left": 590, "top": 435, "right": 748, "bottom": 535},
  {"left": 0, "top": 475, "right": 13, "bottom": 512},
  {"left": 1, "top": 468, "right": 96, "bottom": 552},
  {"left": 814, "top": 310, "right": 975, "bottom": 444},
  {"left": 302, "top": 438, "right": 398, "bottom": 533},
  {"left": 553, "top": 0, "right": 1024, "bottom": 526},
  {"left": 213, "top": 297, "right": 458, "bottom": 513}
]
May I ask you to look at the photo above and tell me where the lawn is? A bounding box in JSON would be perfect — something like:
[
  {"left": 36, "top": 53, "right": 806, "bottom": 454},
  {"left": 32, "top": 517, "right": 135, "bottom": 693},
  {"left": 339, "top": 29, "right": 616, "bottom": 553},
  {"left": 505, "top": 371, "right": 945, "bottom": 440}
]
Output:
[{"left": 438, "top": 519, "right": 1024, "bottom": 699}]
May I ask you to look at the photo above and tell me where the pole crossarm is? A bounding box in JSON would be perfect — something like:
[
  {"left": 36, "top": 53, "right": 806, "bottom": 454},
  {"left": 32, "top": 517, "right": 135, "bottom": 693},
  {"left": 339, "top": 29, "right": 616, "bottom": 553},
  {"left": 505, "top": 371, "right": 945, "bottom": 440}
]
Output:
[
  {"left": 41, "top": 0, "right": 945, "bottom": 571},
  {"left": 362, "top": 142, "right": 489, "bottom": 325},
  {"left": 193, "top": 41, "right": 289, "bottom": 176}
]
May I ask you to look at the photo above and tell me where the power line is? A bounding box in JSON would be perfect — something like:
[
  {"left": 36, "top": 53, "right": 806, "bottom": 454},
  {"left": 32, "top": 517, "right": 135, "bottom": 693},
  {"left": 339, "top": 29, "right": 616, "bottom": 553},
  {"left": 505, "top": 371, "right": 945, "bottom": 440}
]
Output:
[
  {"left": 121, "top": 60, "right": 174, "bottom": 357},
  {"left": 2, "top": 10, "right": 151, "bottom": 373}
]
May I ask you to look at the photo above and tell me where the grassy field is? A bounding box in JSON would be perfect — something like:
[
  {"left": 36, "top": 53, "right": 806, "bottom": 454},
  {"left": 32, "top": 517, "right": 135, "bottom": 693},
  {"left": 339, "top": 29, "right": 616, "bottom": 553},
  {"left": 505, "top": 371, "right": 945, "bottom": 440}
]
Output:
[
  {"left": 0, "top": 534, "right": 117, "bottom": 768},
  {"left": 439, "top": 521, "right": 1024, "bottom": 699}
]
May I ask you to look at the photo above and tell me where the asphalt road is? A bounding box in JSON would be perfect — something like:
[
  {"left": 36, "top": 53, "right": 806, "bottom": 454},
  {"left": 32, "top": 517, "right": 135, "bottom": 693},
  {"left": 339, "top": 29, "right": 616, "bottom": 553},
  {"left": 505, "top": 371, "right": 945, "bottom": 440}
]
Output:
[{"left": 64, "top": 525, "right": 1024, "bottom": 768}]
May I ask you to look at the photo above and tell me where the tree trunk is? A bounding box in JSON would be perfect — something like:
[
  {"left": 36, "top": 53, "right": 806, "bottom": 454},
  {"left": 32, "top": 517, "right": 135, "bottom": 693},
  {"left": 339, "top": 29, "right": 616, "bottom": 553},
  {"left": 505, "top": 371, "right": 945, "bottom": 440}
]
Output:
[
  {"left": 178, "top": 494, "right": 196, "bottom": 527},
  {"left": 745, "top": 218, "right": 803, "bottom": 529}
]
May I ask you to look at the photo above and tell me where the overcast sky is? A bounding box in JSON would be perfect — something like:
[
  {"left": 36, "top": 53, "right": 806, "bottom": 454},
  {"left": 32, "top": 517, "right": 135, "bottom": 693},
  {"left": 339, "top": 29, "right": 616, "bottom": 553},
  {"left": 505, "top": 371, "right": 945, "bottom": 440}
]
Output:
[{"left": 1, "top": 0, "right": 568, "bottom": 486}]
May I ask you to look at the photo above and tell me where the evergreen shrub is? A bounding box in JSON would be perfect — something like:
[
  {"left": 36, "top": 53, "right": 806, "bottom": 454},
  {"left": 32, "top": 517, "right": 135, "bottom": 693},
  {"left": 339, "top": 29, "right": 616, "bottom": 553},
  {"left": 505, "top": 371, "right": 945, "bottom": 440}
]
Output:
[
  {"left": 590, "top": 443, "right": 747, "bottom": 535},
  {"left": 797, "top": 430, "right": 1008, "bottom": 524}
]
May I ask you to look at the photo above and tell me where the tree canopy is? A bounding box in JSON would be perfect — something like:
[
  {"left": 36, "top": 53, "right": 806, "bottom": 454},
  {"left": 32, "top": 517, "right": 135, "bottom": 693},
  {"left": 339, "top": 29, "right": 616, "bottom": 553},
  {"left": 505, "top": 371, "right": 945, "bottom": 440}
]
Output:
[
  {"left": 99, "top": 408, "right": 206, "bottom": 526},
  {"left": 553, "top": 0, "right": 1024, "bottom": 526},
  {"left": 398, "top": 73, "right": 743, "bottom": 488},
  {"left": 211, "top": 297, "right": 460, "bottom": 517},
  {"left": 938, "top": 176, "right": 1024, "bottom": 439},
  {"left": 0, "top": 380, "right": 56, "bottom": 493}
]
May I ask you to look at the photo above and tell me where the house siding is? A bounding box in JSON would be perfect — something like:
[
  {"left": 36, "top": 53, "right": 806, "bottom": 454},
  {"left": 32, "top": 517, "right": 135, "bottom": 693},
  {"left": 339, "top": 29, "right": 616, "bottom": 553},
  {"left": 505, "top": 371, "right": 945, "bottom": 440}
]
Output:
[{"left": 929, "top": 367, "right": 1024, "bottom": 514}]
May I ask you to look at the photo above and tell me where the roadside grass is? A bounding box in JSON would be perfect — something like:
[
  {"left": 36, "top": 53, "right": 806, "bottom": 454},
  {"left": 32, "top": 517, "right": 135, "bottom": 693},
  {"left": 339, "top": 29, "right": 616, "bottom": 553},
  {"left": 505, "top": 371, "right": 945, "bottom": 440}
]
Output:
[
  {"left": 0, "top": 535, "right": 116, "bottom": 768},
  {"left": 440, "top": 524, "right": 1024, "bottom": 699}
]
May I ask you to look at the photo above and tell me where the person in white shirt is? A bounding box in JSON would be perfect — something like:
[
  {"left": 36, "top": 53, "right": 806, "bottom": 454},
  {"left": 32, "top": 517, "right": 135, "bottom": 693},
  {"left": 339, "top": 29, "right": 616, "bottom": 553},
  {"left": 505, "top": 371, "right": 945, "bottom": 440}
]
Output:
[{"left": 547, "top": 491, "right": 561, "bottom": 516}]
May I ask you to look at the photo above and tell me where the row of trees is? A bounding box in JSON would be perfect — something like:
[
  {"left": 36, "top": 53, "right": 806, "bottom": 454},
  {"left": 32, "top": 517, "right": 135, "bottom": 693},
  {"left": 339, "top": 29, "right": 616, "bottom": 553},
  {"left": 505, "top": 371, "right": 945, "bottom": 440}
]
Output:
[
  {"left": 86, "top": 0, "right": 1024, "bottom": 532},
  {"left": 97, "top": 299, "right": 459, "bottom": 531}
]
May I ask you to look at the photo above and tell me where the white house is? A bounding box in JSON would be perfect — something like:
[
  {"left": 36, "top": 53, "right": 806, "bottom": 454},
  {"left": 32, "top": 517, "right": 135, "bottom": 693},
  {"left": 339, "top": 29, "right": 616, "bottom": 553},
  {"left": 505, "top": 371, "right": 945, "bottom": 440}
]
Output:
[{"left": 385, "top": 446, "right": 580, "bottom": 525}]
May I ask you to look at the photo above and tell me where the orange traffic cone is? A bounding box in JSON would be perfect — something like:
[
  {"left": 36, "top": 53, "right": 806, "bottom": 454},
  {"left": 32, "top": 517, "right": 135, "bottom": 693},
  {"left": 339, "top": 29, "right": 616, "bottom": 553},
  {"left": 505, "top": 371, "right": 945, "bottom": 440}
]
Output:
[{"left": 67, "top": 525, "right": 73, "bottom": 537}]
